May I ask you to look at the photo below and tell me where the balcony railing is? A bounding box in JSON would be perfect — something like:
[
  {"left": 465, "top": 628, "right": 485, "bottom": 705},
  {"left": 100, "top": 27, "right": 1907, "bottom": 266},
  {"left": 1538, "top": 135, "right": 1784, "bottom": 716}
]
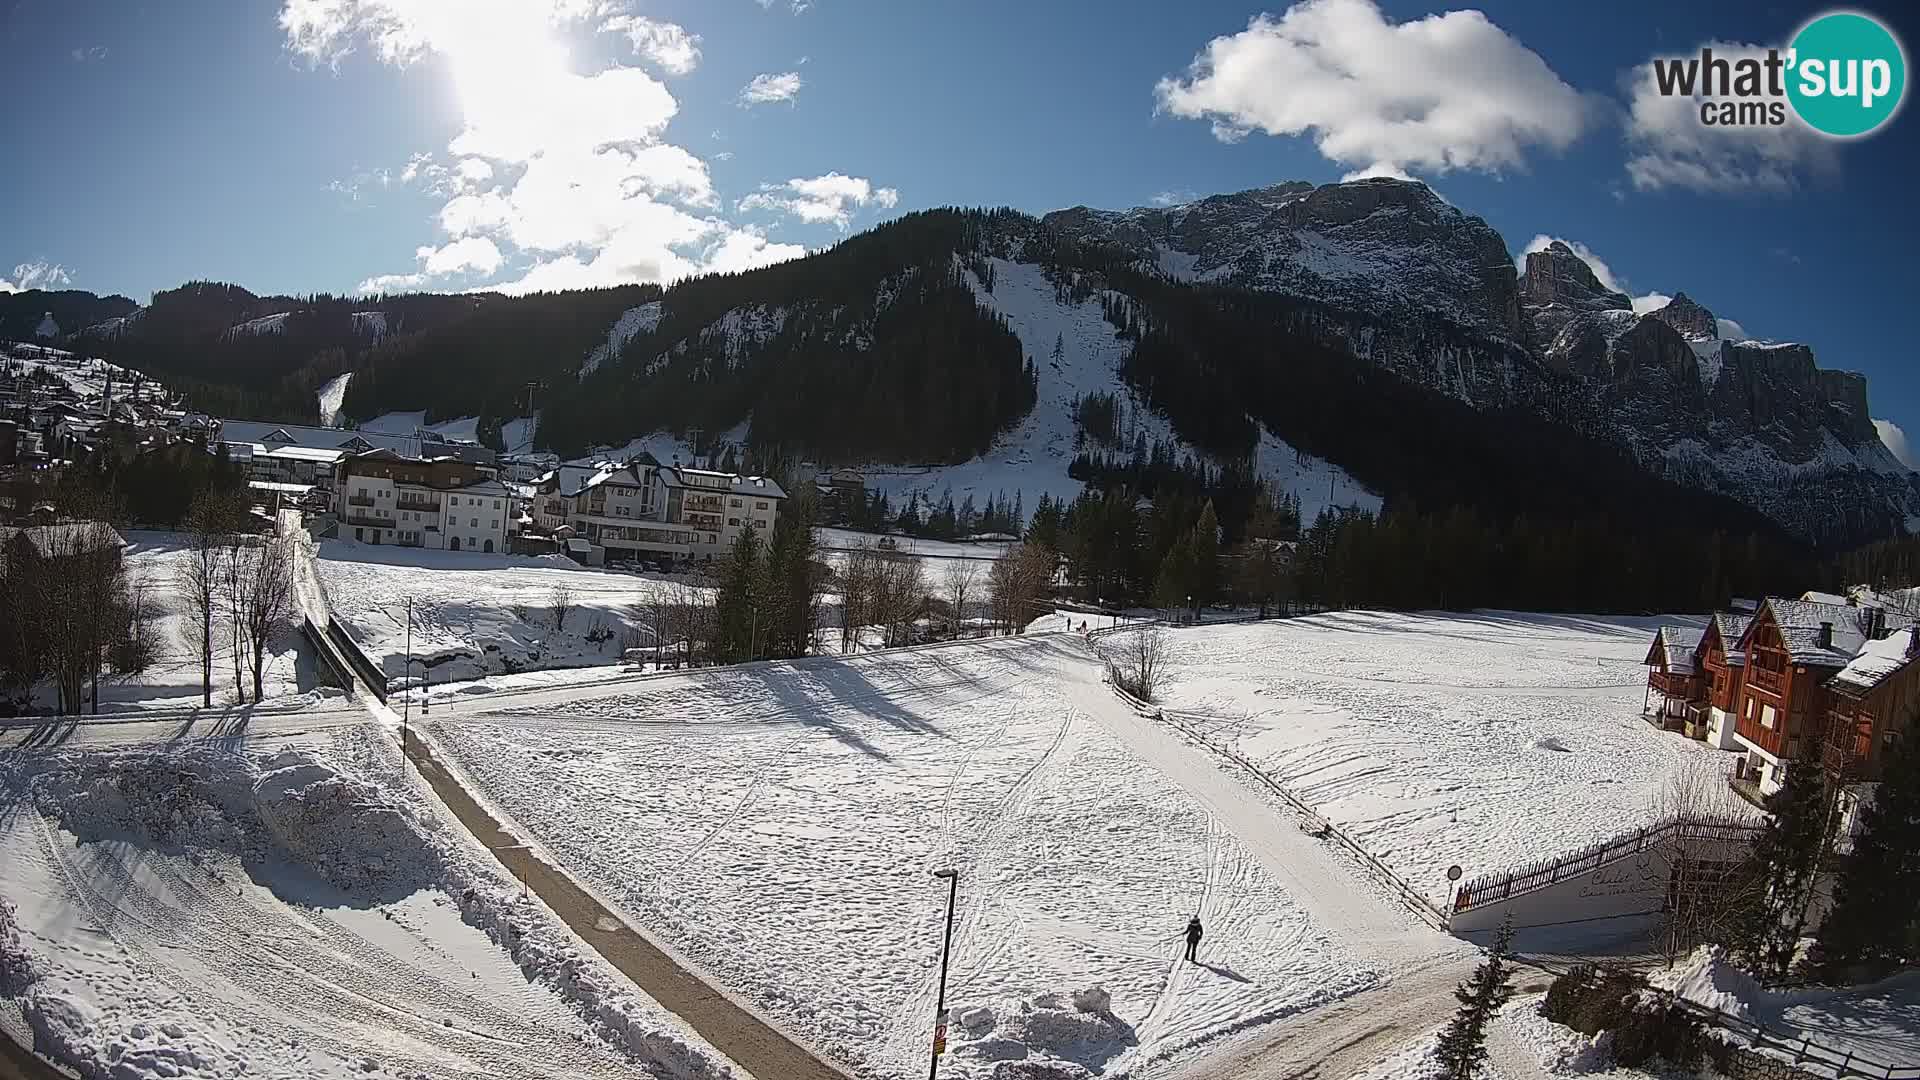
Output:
[
  {"left": 396, "top": 499, "right": 441, "bottom": 513},
  {"left": 342, "top": 513, "right": 389, "bottom": 528},
  {"left": 1749, "top": 666, "right": 1786, "bottom": 694},
  {"left": 347, "top": 495, "right": 376, "bottom": 507},
  {"left": 683, "top": 495, "right": 724, "bottom": 512}
]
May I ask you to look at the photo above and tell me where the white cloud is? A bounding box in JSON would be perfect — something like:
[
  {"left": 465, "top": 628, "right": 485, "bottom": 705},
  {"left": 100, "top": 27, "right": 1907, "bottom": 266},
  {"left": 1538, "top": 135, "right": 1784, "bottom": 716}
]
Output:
[
  {"left": 738, "top": 173, "right": 899, "bottom": 230},
  {"left": 356, "top": 237, "right": 505, "bottom": 293},
  {"left": 601, "top": 14, "right": 700, "bottom": 75},
  {"left": 290, "top": 0, "right": 813, "bottom": 294},
  {"left": 1149, "top": 189, "right": 1198, "bottom": 207},
  {"left": 1717, "top": 317, "right": 1748, "bottom": 342},
  {"left": 754, "top": 0, "right": 812, "bottom": 12},
  {"left": 70, "top": 46, "right": 108, "bottom": 62},
  {"left": 1874, "top": 420, "right": 1918, "bottom": 471},
  {"left": 1155, "top": 0, "right": 1594, "bottom": 179},
  {"left": 1631, "top": 291, "right": 1672, "bottom": 315},
  {"left": 740, "top": 71, "right": 803, "bottom": 106},
  {"left": 0, "top": 262, "right": 74, "bottom": 293},
  {"left": 1624, "top": 43, "right": 1841, "bottom": 194}
]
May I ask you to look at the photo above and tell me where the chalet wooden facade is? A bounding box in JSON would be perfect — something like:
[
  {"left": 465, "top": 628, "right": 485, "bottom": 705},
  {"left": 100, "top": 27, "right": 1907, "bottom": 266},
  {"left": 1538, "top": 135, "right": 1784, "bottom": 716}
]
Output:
[
  {"left": 1697, "top": 612, "right": 1751, "bottom": 750},
  {"left": 1643, "top": 626, "right": 1706, "bottom": 732},
  {"left": 1730, "top": 599, "right": 1885, "bottom": 796}
]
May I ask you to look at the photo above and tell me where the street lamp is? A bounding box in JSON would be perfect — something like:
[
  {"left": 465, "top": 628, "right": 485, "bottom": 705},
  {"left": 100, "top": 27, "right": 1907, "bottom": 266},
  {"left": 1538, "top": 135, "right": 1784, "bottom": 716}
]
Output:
[{"left": 929, "top": 868, "right": 959, "bottom": 1080}]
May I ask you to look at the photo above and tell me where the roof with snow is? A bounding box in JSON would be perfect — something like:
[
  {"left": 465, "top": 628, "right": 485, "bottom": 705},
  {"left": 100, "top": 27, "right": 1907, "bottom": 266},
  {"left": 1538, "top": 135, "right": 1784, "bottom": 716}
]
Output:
[
  {"left": 1747, "top": 598, "right": 1877, "bottom": 667},
  {"left": 1645, "top": 626, "right": 1705, "bottom": 674},
  {"left": 1708, "top": 612, "right": 1753, "bottom": 666},
  {"left": 1828, "top": 627, "right": 1919, "bottom": 696},
  {"left": 0, "top": 522, "right": 126, "bottom": 558},
  {"left": 219, "top": 419, "right": 495, "bottom": 465},
  {"left": 1801, "top": 590, "right": 1851, "bottom": 606}
]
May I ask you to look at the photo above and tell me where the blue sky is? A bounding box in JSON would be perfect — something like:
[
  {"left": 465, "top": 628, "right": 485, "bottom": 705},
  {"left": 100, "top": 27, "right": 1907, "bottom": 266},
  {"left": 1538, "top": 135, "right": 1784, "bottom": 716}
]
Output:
[{"left": 2, "top": 0, "right": 1917, "bottom": 444}]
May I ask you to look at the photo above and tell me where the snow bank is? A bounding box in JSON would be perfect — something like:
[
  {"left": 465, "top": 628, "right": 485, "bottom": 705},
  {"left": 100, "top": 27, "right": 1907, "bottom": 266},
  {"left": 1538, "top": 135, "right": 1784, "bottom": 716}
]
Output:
[
  {"left": 948, "top": 987, "right": 1136, "bottom": 1078},
  {"left": 13, "top": 738, "right": 740, "bottom": 1079},
  {"left": 22, "top": 992, "right": 251, "bottom": 1080},
  {"left": 1649, "top": 947, "right": 1766, "bottom": 1021}
]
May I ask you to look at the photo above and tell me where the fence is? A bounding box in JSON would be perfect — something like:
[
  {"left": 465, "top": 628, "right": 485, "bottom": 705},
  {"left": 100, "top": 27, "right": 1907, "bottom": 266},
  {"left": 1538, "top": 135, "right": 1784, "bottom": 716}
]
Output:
[
  {"left": 300, "top": 615, "right": 352, "bottom": 691},
  {"left": 1453, "top": 817, "right": 1764, "bottom": 913},
  {"left": 325, "top": 615, "right": 390, "bottom": 702}
]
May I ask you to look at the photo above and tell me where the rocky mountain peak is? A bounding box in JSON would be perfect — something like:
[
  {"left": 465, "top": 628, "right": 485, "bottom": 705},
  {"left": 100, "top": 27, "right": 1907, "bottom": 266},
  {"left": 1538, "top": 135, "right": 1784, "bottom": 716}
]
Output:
[
  {"left": 1517, "top": 242, "right": 1631, "bottom": 347},
  {"left": 1040, "top": 176, "right": 1522, "bottom": 339},
  {"left": 1646, "top": 291, "right": 1719, "bottom": 341}
]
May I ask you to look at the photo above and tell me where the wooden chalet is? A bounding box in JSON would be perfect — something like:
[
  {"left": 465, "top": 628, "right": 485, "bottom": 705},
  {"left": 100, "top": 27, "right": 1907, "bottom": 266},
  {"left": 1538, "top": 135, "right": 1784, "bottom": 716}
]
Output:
[
  {"left": 1729, "top": 598, "right": 1885, "bottom": 797},
  {"left": 1823, "top": 625, "right": 1920, "bottom": 782},
  {"left": 1643, "top": 625, "right": 1707, "bottom": 731}
]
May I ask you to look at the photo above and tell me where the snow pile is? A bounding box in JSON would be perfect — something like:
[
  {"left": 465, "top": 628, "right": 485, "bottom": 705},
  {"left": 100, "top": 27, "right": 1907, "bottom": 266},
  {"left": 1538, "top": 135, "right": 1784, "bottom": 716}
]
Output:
[
  {"left": 7, "top": 736, "right": 743, "bottom": 1079},
  {"left": 22, "top": 995, "right": 250, "bottom": 1080},
  {"left": 948, "top": 988, "right": 1137, "bottom": 1078},
  {"left": 251, "top": 760, "right": 443, "bottom": 894},
  {"left": 0, "top": 898, "right": 39, "bottom": 995},
  {"left": 1648, "top": 947, "right": 1764, "bottom": 1022}
]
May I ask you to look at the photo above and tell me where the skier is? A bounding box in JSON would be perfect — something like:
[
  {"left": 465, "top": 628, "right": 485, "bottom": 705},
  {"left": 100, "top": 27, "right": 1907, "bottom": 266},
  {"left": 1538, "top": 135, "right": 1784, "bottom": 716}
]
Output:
[{"left": 1183, "top": 915, "right": 1203, "bottom": 963}]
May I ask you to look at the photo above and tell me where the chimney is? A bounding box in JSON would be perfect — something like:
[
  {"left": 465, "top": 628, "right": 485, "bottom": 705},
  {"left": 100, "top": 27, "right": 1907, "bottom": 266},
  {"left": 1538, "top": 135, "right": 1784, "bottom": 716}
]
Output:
[{"left": 1818, "top": 622, "right": 1834, "bottom": 650}]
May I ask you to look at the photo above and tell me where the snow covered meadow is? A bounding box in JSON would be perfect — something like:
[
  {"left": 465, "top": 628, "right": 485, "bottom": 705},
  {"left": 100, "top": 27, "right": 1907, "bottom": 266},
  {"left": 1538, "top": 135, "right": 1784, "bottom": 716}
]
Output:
[
  {"left": 1140, "top": 610, "right": 1747, "bottom": 905},
  {"left": 0, "top": 723, "right": 740, "bottom": 1080},
  {"left": 428, "top": 634, "right": 1389, "bottom": 1079},
  {"left": 313, "top": 540, "right": 702, "bottom": 682}
]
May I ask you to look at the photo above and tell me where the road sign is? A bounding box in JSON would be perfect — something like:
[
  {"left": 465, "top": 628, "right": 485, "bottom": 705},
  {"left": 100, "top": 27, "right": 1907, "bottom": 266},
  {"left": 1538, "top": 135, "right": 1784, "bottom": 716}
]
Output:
[
  {"left": 1446, "top": 865, "right": 1463, "bottom": 882},
  {"left": 932, "top": 1023, "right": 947, "bottom": 1056}
]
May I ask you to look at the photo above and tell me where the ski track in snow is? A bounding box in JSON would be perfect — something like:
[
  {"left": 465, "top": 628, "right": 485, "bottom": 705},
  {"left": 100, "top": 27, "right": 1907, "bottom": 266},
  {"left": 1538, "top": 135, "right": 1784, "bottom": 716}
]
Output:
[
  {"left": 431, "top": 634, "right": 1404, "bottom": 1079},
  {"left": 0, "top": 727, "right": 744, "bottom": 1080}
]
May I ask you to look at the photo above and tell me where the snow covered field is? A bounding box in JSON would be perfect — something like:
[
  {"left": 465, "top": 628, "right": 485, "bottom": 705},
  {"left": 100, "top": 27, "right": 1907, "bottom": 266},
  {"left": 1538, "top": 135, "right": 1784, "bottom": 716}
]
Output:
[
  {"left": 23, "top": 532, "right": 311, "bottom": 714},
  {"left": 0, "top": 724, "right": 741, "bottom": 1080},
  {"left": 1139, "top": 611, "right": 1746, "bottom": 905},
  {"left": 429, "top": 634, "right": 1388, "bottom": 1079},
  {"left": 314, "top": 540, "right": 702, "bottom": 682}
]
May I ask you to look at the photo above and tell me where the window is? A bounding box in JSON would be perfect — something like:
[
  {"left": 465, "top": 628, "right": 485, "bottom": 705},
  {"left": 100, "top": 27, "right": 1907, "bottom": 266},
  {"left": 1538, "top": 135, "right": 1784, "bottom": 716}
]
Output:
[
  {"left": 728, "top": 517, "right": 740, "bottom": 527},
  {"left": 493, "top": 500, "right": 501, "bottom": 510},
  {"left": 491, "top": 520, "right": 499, "bottom": 530},
  {"left": 731, "top": 498, "right": 743, "bottom": 507},
  {"left": 1761, "top": 704, "right": 1777, "bottom": 729},
  {"left": 706, "top": 533, "right": 717, "bottom": 544},
  {"left": 470, "top": 517, "right": 479, "bottom": 528},
  {"left": 757, "top": 501, "right": 768, "bottom": 510}
]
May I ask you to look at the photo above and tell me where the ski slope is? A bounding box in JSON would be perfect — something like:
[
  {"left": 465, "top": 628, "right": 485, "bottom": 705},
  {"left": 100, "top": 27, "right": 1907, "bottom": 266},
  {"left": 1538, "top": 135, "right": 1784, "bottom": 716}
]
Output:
[
  {"left": 429, "top": 634, "right": 1405, "bottom": 1079},
  {"left": 859, "top": 258, "right": 1378, "bottom": 524},
  {"left": 0, "top": 725, "right": 741, "bottom": 1080},
  {"left": 1142, "top": 611, "right": 1755, "bottom": 905}
]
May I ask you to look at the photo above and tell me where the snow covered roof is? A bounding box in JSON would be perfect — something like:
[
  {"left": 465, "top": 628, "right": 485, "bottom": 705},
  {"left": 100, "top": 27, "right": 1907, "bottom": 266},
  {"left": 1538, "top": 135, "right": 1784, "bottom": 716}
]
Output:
[
  {"left": 1749, "top": 598, "right": 1876, "bottom": 667},
  {"left": 538, "top": 462, "right": 621, "bottom": 497},
  {"left": 1645, "top": 626, "right": 1704, "bottom": 674},
  {"left": 1827, "top": 627, "right": 1919, "bottom": 696},
  {"left": 1709, "top": 612, "right": 1753, "bottom": 666},
  {"left": 1801, "top": 591, "right": 1851, "bottom": 606},
  {"left": 0, "top": 522, "right": 126, "bottom": 558},
  {"left": 656, "top": 465, "right": 787, "bottom": 500}
]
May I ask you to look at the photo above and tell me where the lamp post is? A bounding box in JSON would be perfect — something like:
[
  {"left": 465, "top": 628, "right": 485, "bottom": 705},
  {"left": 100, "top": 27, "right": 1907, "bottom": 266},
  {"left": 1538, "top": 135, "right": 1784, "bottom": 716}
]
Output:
[
  {"left": 402, "top": 596, "right": 413, "bottom": 758},
  {"left": 929, "top": 868, "right": 959, "bottom": 1080}
]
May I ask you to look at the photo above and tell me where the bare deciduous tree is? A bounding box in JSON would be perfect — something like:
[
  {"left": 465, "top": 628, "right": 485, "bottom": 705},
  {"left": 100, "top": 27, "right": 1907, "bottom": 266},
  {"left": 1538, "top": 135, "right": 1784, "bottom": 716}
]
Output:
[
  {"left": 1650, "top": 757, "right": 1768, "bottom": 967},
  {"left": 871, "top": 552, "right": 929, "bottom": 648},
  {"left": 988, "top": 543, "right": 1055, "bottom": 634},
  {"left": 944, "top": 560, "right": 981, "bottom": 639},
  {"left": 839, "top": 546, "right": 880, "bottom": 654},
  {"left": 550, "top": 585, "right": 575, "bottom": 631},
  {"left": 230, "top": 535, "right": 297, "bottom": 703},
  {"left": 34, "top": 519, "right": 129, "bottom": 715},
  {"left": 176, "top": 490, "right": 240, "bottom": 707},
  {"left": 1109, "top": 627, "right": 1170, "bottom": 703}
]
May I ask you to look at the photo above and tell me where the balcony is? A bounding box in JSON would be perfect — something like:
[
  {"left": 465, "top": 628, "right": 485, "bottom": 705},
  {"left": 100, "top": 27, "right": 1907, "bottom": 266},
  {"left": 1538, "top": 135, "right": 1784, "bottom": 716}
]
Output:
[
  {"left": 396, "top": 498, "right": 441, "bottom": 513},
  {"left": 347, "top": 494, "right": 376, "bottom": 507},
  {"left": 682, "top": 495, "right": 724, "bottom": 512},
  {"left": 1749, "top": 665, "right": 1786, "bottom": 695},
  {"left": 342, "top": 513, "right": 389, "bottom": 528}
]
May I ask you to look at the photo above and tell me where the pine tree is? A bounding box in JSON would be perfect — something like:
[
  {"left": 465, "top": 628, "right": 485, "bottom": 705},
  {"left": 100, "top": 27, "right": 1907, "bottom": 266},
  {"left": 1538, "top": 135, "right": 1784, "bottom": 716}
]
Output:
[
  {"left": 1154, "top": 535, "right": 1196, "bottom": 613},
  {"left": 1434, "top": 918, "right": 1516, "bottom": 1080},
  {"left": 715, "top": 525, "right": 763, "bottom": 662},
  {"left": 1190, "top": 501, "right": 1220, "bottom": 618},
  {"left": 1809, "top": 724, "right": 1920, "bottom": 978},
  {"left": 1731, "top": 760, "right": 1836, "bottom": 981}
]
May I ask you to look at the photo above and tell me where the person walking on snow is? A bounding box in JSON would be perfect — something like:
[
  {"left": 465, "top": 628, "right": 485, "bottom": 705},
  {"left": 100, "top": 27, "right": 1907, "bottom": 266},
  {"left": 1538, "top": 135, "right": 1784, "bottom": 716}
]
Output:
[{"left": 1184, "top": 915, "right": 1203, "bottom": 962}]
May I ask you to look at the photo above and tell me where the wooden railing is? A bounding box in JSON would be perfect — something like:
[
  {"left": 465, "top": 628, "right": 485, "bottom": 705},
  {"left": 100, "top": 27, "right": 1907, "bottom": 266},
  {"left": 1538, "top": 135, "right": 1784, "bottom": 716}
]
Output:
[
  {"left": 1749, "top": 665, "right": 1786, "bottom": 694},
  {"left": 1452, "top": 816, "right": 1762, "bottom": 913}
]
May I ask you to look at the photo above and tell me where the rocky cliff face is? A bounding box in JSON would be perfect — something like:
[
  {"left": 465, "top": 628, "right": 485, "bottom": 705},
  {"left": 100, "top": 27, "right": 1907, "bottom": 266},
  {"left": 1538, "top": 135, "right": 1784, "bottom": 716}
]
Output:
[
  {"left": 1044, "top": 178, "right": 1524, "bottom": 339},
  {"left": 1049, "top": 177, "right": 1914, "bottom": 547}
]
